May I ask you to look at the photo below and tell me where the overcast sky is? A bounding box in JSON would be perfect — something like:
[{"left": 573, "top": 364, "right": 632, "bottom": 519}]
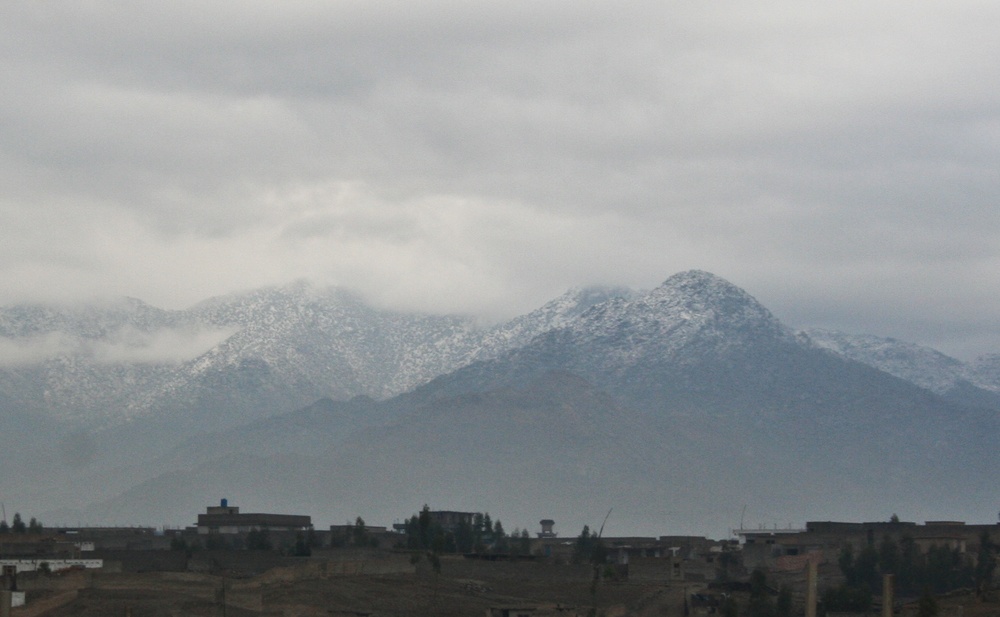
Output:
[{"left": 2, "top": 2, "right": 999, "bottom": 359}]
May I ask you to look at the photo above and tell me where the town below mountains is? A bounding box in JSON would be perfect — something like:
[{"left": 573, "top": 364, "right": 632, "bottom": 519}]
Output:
[
  {"left": 0, "top": 270, "right": 998, "bottom": 537},
  {"left": 6, "top": 503, "right": 998, "bottom": 616}
]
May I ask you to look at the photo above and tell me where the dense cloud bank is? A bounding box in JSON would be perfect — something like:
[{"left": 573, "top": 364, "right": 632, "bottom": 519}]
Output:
[{"left": 2, "top": 2, "right": 999, "bottom": 358}]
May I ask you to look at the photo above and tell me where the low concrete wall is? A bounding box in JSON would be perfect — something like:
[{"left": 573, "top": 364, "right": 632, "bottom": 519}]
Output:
[
  {"left": 628, "top": 557, "right": 676, "bottom": 582},
  {"left": 187, "top": 550, "right": 295, "bottom": 575},
  {"left": 91, "top": 550, "right": 187, "bottom": 573},
  {"left": 0, "top": 559, "right": 102, "bottom": 573},
  {"left": 15, "top": 570, "right": 92, "bottom": 591},
  {"left": 257, "top": 554, "right": 416, "bottom": 584}
]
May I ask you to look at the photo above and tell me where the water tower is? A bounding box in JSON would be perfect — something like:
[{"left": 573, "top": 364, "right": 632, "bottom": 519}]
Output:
[{"left": 538, "top": 519, "right": 556, "bottom": 538}]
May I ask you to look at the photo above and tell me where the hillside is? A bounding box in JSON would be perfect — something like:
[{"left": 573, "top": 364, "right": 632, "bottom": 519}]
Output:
[{"left": 44, "top": 271, "right": 1000, "bottom": 536}]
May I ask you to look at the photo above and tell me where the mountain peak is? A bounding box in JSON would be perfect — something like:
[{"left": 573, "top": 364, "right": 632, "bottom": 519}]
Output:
[
  {"left": 656, "top": 270, "right": 752, "bottom": 300},
  {"left": 660, "top": 269, "right": 728, "bottom": 286},
  {"left": 641, "top": 270, "right": 787, "bottom": 338}
]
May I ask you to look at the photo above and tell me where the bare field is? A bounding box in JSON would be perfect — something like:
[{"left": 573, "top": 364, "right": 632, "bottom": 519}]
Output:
[{"left": 15, "top": 555, "right": 692, "bottom": 617}]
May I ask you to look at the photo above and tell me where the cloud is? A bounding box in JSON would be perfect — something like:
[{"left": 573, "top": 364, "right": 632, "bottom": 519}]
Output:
[
  {"left": 0, "top": 326, "right": 236, "bottom": 367},
  {"left": 0, "top": 1, "right": 999, "bottom": 358}
]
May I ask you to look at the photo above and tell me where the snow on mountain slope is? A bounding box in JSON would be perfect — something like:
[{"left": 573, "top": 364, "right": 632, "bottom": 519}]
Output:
[
  {"left": 59, "top": 272, "right": 1000, "bottom": 535},
  {"left": 142, "top": 283, "right": 484, "bottom": 410},
  {"left": 967, "top": 354, "right": 1000, "bottom": 391},
  {"left": 801, "top": 328, "right": 1000, "bottom": 405},
  {"left": 3, "top": 270, "right": 998, "bottom": 433},
  {"left": 0, "top": 297, "right": 181, "bottom": 339},
  {"left": 402, "top": 270, "right": 821, "bottom": 417},
  {"left": 0, "top": 298, "right": 226, "bottom": 423},
  {"left": 560, "top": 270, "right": 796, "bottom": 365},
  {"left": 0, "top": 281, "right": 637, "bottom": 427},
  {"left": 468, "top": 285, "right": 635, "bottom": 362},
  {"left": 803, "top": 328, "right": 970, "bottom": 394}
]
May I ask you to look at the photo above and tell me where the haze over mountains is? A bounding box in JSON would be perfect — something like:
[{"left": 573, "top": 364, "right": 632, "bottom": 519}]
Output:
[{"left": 0, "top": 271, "right": 996, "bottom": 537}]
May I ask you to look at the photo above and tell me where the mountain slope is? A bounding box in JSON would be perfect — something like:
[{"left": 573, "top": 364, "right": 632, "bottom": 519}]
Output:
[
  {"left": 803, "top": 328, "right": 1000, "bottom": 411},
  {"left": 53, "top": 271, "right": 1000, "bottom": 536},
  {"left": 0, "top": 282, "right": 633, "bottom": 432},
  {"left": 0, "top": 281, "right": 646, "bottom": 516}
]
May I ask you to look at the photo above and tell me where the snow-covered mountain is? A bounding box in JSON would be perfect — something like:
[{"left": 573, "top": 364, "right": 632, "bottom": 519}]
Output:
[
  {"left": 803, "top": 329, "right": 973, "bottom": 394},
  {"left": 48, "top": 270, "right": 1000, "bottom": 536},
  {"left": 0, "top": 281, "right": 632, "bottom": 429},
  {"left": 5, "top": 272, "right": 997, "bottom": 431},
  {"left": 0, "top": 298, "right": 198, "bottom": 423},
  {"left": 468, "top": 285, "right": 635, "bottom": 362},
  {"left": 802, "top": 328, "right": 1000, "bottom": 411},
  {"left": 969, "top": 354, "right": 1000, "bottom": 391},
  {"left": 404, "top": 270, "right": 811, "bottom": 413}
]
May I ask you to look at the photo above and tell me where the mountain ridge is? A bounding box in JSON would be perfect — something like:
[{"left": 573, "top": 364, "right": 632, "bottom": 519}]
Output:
[{"left": 33, "top": 271, "right": 1000, "bottom": 535}]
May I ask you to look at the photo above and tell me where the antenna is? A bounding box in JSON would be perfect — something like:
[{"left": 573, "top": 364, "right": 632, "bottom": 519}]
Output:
[
  {"left": 1, "top": 503, "right": 6, "bottom": 524},
  {"left": 597, "top": 508, "right": 612, "bottom": 538}
]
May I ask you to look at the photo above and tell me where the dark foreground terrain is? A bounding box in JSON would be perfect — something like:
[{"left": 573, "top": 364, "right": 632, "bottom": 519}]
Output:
[
  {"left": 13, "top": 555, "right": 689, "bottom": 617},
  {"left": 12, "top": 553, "right": 1000, "bottom": 616}
]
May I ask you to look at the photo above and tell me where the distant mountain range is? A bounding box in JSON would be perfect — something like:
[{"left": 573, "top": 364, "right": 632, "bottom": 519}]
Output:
[
  {"left": 1, "top": 271, "right": 997, "bottom": 537},
  {"left": 0, "top": 282, "right": 633, "bottom": 429}
]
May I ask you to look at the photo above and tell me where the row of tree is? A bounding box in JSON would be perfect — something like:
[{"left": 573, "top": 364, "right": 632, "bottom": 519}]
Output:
[
  {"left": 572, "top": 525, "right": 607, "bottom": 565},
  {"left": 401, "top": 506, "right": 531, "bottom": 555},
  {"left": 837, "top": 531, "right": 995, "bottom": 596},
  {"left": 330, "top": 517, "right": 379, "bottom": 549},
  {"left": 0, "top": 513, "right": 42, "bottom": 534},
  {"left": 822, "top": 530, "right": 997, "bottom": 614}
]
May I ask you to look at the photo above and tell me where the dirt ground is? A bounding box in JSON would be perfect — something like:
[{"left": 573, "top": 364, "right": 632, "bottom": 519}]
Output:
[
  {"left": 14, "top": 559, "right": 1000, "bottom": 616},
  {"left": 13, "top": 556, "right": 694, "bottom": 617}
]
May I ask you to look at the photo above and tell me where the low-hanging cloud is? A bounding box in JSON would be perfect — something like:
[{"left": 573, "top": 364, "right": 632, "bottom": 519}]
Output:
[{"left": 0, "top": 326, "right": 237, "bottom": 367}]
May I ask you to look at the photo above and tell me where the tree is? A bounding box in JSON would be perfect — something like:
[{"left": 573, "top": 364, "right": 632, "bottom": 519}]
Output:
[
  {"left": 519, "top": 529, "right": 531, "bottom": 556},
  {"left": 246, "top": 527, "right": 272, "bottom": 551},
  {"left": 293, "top": 532, "right": 311, "bottom": 556},
  {"left": 776, "top": 585, "right": 793, "bottom": 617},
  {"left": 455, "top": 519, "right": 474, "bottom": 553},
  {"left": 749, "top": 569, "right": 769, "bottom": 595},
  {"left": 838, "top": 544, "right": 856, "bottom": 584},
  {"left": 574, "top": 525, "right": 592, "bottom": 564},
  {"left": 924, "top": 544, "right": 971, "bottom": 593},
  {"left": 822, "top": 584, "right": 872, "bottom": 614},
  {"left": 879, "top": 535, "right": 900, "bottom": 576},
  {"left": 975, "top": 531, "right": 997, "bottom": 596},
  {"left": 306, "top": 527, "right": 322, "bottom": 549},
  {"left": 720, "top": 595, "right": 739, "bottom": 617},
  {"left": 917, "top": 589, "right": 938, "bottom": 617},
  {"left": 898, "top": 534, "right": 923, "bottom": 594},
  {"left": 493, "top": 521, "right": 509, "bottom": 553},
  {"left": 28, "top": 517, "right": 42, "bottom": 534},
  {"left": 170, "top": 536, "right": 188, "bottom": 552},
  {"left": 472, "top": 512, "right": 484, "bottom": 533},
  {"left": 0, "top": 520, "right": 8, "bottom": 534},
  {"left": 573, "top": 525, "right": 607, "bottom": 565},
  {"left": 352, "top": 516, "right": 369, "bottom": 547},
  {"left": 11, "top": 513, "right": 25, "bottom": 534},
  {"left": 204, "top": 532, "right": 227, "bottom": 550},
  {"left": 855, "top": 544, "right": 880, "bottom": 590},
  {"left": 716, "top": 549, "right": 739, "bottom": 583},
  {"left": 747, "top": 569, "right": 776, "bottom": 617},
  {"left": 418, "top": 506, "right": 434, "bottom": 550}
]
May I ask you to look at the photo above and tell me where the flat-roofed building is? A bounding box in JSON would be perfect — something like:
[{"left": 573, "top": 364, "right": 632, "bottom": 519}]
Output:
[{"left": 196, "top": 500, "right": 311, "bottom": 535}]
